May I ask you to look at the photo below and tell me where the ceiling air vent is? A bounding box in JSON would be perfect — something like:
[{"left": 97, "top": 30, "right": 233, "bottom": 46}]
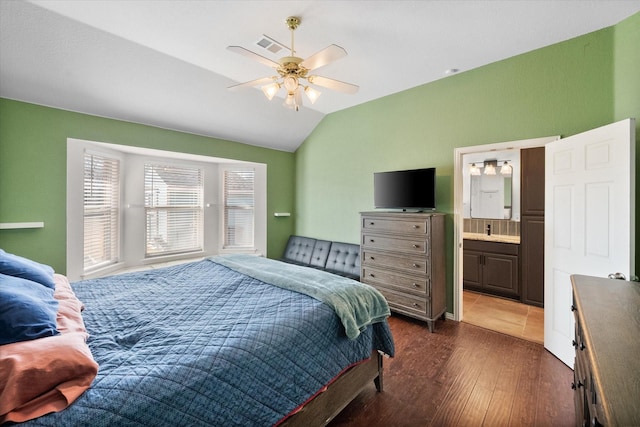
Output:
[{"left": 256, "top": 35, "right": 288, "bottom": 55}]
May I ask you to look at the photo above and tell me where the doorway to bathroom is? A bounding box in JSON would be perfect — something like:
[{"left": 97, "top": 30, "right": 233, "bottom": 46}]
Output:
[{"left": 452, "top": 135, "right": 558, "bottom": 341}]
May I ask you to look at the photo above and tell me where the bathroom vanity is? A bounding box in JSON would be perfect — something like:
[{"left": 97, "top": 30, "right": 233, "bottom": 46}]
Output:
[{"left": 463, "top": 238, "right": 519, "bottom": 299}]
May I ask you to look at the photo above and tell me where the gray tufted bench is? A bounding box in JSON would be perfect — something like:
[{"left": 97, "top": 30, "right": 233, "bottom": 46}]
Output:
[{"left": 280, "top": 235, "right": 361, "bottom": 280}]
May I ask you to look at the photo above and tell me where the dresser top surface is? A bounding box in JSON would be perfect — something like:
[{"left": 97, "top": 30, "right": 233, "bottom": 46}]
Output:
[
  {"left": 571, "top": 274, "right": 640, "bottom": 425},
  {"left": 360, "top": 211, "right": 444, "bottom": 218}
]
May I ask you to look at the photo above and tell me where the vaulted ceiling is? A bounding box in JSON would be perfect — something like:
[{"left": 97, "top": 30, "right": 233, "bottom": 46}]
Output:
[{"left": 2, "top": 1, "right": 639, "bottom": 152}]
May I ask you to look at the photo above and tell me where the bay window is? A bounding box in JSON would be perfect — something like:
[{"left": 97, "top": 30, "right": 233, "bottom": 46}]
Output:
[{"left": 68, "top": 138, "right": 266, "bottom": 281}]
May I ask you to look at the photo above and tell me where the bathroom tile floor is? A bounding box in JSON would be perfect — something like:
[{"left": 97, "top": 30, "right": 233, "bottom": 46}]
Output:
[{"left": 463, "top": 290, "right": 544, "bottom": 344}]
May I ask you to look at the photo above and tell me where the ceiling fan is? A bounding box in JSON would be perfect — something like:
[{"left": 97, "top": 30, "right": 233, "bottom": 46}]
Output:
[{"left": 227, "top": 16, "right": 359, "bottom": 111}]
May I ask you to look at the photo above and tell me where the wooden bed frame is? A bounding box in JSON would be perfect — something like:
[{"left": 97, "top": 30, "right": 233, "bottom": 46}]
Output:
[{"left": 280, "top": 351, "right": 383, "bottom": 426}]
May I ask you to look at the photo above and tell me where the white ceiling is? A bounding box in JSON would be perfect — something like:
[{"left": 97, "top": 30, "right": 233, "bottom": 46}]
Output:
[{"left": 1, "top": 1, "right": 639, "bottom": 152}]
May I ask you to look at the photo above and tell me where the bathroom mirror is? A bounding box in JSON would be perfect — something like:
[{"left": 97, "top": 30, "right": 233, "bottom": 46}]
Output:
[{"left": 470, "top": 168, "right": 513, "bottom": 219}]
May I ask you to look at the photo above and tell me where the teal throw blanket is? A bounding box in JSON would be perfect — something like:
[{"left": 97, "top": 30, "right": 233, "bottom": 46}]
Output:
[{"left": 210, "top": 254, "right": 390, "bottom": 339}]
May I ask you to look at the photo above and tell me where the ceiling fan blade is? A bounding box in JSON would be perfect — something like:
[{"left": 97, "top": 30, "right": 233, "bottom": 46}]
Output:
[
  {"left": 228, "top": 77, "right": 276, "bottom": 91},
  {"left": 300, "top": 44, "right": 347, "bottom": 71},
  {"left": 227, "top": 46, "right": 280, "bottom": 69},
  {"left": 307, "top": 75, "right": 359, "bottom": 94}
]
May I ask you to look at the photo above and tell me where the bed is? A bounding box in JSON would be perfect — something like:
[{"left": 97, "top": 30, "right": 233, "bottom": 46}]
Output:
[{"left": 0, "top": 253, "right": 394, "bottom": 426}]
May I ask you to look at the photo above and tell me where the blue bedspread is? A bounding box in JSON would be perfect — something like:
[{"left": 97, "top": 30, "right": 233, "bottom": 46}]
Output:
[{"left": 23, "top": 258, "right": 394, "bottom": 426}]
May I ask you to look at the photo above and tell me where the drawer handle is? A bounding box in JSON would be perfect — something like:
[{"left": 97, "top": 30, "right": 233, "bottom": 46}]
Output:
[
  {"left": 412, "top": 303, "right": 420, "bottom": 308},
  {"left": 413, "top": 225, "right": 419, "bottom": 229},
  {"left": 369, "top": 256, "right": 375, "bottom": 260},
  {"left": 412, "top": 283, "right": 419, "bottom": 288},
  {"left": 412, "top": 263, "right": 419, "bottom": 268},
  {"left": 369, "top": 273, "right": 375, "bottom": 278},
  {"left": 412, "top": 244, "right": 420, "bottom": 249},
  {"left": 370, "top": 222, "right": 375, "bottom": 225},
  {"left": 370, "top": 239, "right": 375, "bottom": 243}
]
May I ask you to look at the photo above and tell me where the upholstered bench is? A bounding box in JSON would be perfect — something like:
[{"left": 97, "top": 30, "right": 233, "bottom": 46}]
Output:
[{"left": 281, "top": 235, "right": 361, "bottom": 280}]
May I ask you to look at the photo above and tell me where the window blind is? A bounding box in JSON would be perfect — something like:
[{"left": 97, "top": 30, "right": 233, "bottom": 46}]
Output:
[
  {"left": 145, "top": 163, "right": 203, "bottom": 257},
  {"left": 223, "top": 169, "right": 255, "bottom": 248},
  {"left": 83, "top": 153, "right": 120, "bottom": 272}
]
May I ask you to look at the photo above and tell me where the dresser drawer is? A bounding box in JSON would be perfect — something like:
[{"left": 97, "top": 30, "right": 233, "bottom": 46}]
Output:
[
  {"left": 377, "top": 288, "right": 430, "bottom": 318},
  {"left": 362, "top": 266, "right": 429, "bottom": 296},
  {"left": 361, "top": 249, "right": 429, "bottom": 276},
  {"left": 362, "top": 216, "right": 430, "bottom": 236},
  {"left": 362, "top": 233, "right": 429, "bottom": 255}
]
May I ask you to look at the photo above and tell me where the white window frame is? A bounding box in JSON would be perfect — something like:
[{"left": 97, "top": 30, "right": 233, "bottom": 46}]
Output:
[
  {"left": 219, "top": 164, "right": 266, "bottom": 255},
  {"left": 67, "top": 140, "right": 125, "bottom": 281}
]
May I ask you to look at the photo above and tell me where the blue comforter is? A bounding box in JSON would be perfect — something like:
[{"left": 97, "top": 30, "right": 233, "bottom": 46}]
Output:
[{"left": 23, "top": 257, "right": 394, "bottom": 426}]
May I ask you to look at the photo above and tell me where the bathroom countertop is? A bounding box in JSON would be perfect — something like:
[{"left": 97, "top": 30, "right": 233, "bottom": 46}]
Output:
[{"left": 463, "top": 232, "right": 520, "bottom": 244}]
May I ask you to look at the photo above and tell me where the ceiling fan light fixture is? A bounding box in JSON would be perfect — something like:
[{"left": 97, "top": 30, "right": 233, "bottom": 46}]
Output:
[
  {"left": 283, "top": 74, "right": 299, "bottom": 92},
  {"left": 284, "top": 92, "right": 295, "bottom": 108},
  {"left": 304, "top": 86, "right": 321, "bottom": 104},
  {"left": 283, "top": 88, "right": 303, "bottom": 111},
  {"left": 261, "top": 82, "right": 281, "bottom": 100},
  {"left": 227, "top": 16, "right": 358, "bottom": 110}
]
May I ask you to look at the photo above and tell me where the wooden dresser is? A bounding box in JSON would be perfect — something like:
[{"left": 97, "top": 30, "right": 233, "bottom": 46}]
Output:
[
  {"left": 571, "top": 275, "right": 640, "bottom": 426},
  {"left": 360, "top": 211, "right": 446, "bottom": 332}
]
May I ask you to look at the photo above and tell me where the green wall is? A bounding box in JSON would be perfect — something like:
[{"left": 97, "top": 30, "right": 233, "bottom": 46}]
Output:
[
  {"left": 295, "top": 14, "right": 640, "bottom": 311},
  {"left": 613, "top": 12, "right": 640, "bottom": 268},
  {"left": 0, "top": 99, "right": 296, "bottom": 273}
]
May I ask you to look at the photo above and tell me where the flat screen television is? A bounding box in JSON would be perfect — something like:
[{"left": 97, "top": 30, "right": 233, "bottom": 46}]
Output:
[{"left": 374, "top": 167, "right": 436, "bottom": 210}]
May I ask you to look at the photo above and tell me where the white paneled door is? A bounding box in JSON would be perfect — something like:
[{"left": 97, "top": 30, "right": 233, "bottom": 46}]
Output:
[{"left": 544, "top": 118, "right": 635, "bottom": 367}]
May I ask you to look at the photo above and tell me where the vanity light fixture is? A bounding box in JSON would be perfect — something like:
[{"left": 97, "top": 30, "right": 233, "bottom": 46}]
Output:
[
  {"left": 500, "top": 161, "right": 512, "bottom": 176},
  {"left": 470, "top": 159, "right": 512, "bottom": 176},
  {"left": 469, "top": 163, "right": 481, "bottom": 176},
  {"left": 483, "top": 160, "right": 497, "bottom": 175}
]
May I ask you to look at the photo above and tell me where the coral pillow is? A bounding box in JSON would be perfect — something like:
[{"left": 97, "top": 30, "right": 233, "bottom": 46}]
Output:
[
  {"left": 0, "top": 249, "right": 55, "bottom": 289},
  {"left": 0, "top": 274, "right": 97, "bottom": 423},
  {"left": 0, "top": 274, "right": 60, "bottom": 345}
]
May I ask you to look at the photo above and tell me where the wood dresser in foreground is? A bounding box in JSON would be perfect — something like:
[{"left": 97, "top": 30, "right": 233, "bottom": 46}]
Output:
[
  {"left": 360, "top": 211, "right": 446, "bottom": 332},
  {"left": 571, "top": 274, "right": 640, "bottom": 426}
]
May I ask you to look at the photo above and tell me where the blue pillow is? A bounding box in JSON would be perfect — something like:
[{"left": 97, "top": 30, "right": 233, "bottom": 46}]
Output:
[
  {"left": 0, "top": 273, "right": 60, "bottom": 345},
  {"left": 0, "top": 249, "right": 55, "bottom": 289}
]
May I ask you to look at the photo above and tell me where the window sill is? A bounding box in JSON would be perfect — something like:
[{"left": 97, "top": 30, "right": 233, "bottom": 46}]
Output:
[
  {"left": 78, "top": 250, "right": 261, "bottom": 281},
  {"left": 118, "top": 256, "right": 206, "bottom": 275},
  {"left": 80, "top": 256, "right": 207, "bottom": 280},
  {"left": 81, "top": 262, "right": 127, "bottom": 280},
  {"left": 219, "top": 247, "right": 262, "bottom": 256}
]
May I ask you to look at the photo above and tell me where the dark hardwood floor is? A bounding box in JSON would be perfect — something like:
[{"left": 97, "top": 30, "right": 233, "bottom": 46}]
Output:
[{"left": 330, "top": 315, "right": 574, "bottom": 427}]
